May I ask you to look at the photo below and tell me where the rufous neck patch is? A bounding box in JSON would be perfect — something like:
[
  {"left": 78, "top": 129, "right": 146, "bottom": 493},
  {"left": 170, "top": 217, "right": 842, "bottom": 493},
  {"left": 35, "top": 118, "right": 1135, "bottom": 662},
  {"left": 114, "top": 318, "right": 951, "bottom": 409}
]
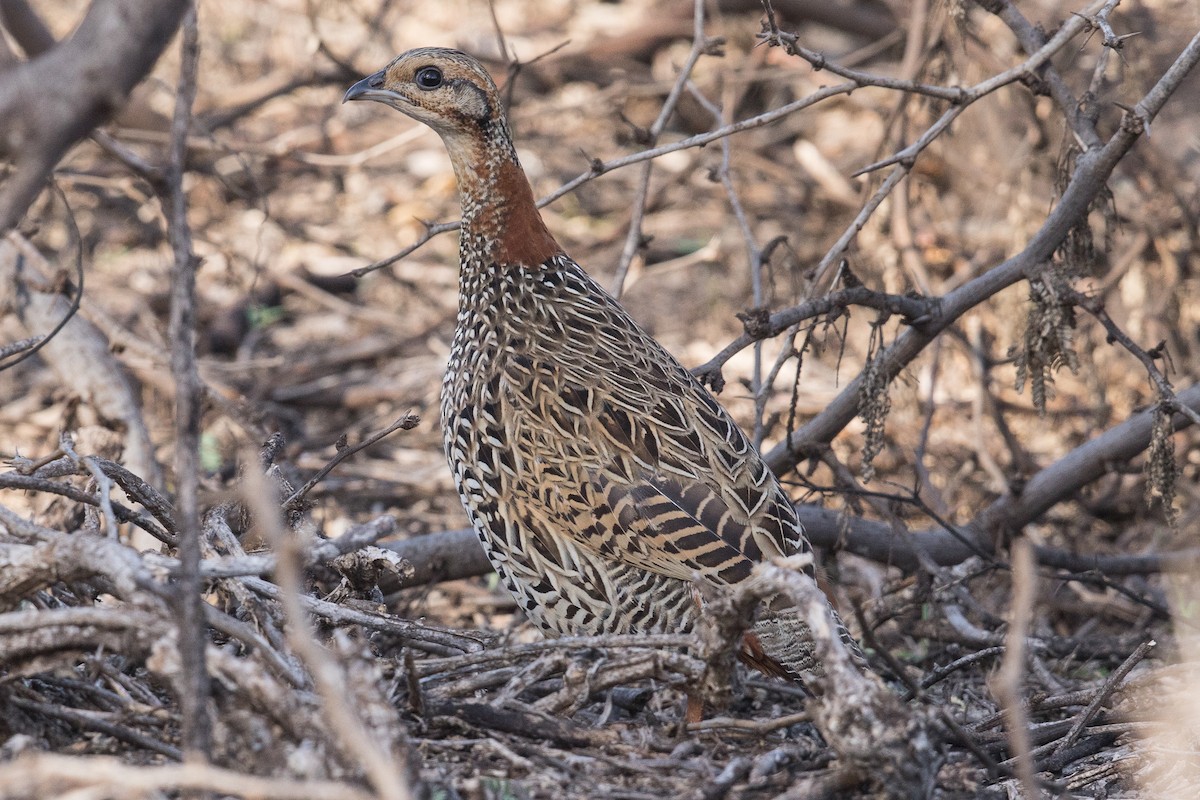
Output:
[
  {"left": 489, "top": 160, "right": 561, "bottom": 266},
  {"left": 453, "top": 143, "right": 562, "bottom": 268}
]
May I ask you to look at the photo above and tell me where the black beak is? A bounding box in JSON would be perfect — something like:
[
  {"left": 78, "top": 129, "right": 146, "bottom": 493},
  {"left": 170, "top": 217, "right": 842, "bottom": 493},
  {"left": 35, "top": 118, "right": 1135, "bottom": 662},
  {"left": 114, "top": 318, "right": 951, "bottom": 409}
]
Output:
[{"left": 343, "top": 70, "right": 386, "bottom": 104}]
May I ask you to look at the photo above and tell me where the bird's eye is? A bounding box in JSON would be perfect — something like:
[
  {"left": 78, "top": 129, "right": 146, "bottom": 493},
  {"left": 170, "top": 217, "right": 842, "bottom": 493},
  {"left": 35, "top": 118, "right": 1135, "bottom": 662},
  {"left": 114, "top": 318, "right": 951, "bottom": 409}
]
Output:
[{"left": 415, "top": 67, "right": 443, "bottom": 90}]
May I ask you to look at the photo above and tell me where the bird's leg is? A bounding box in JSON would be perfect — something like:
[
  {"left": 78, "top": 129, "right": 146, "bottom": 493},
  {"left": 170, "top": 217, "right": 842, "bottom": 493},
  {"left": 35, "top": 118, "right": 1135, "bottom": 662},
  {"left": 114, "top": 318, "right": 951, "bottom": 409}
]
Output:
[{"left": 685, "top": 690, "right": 704, "bottom": 724}]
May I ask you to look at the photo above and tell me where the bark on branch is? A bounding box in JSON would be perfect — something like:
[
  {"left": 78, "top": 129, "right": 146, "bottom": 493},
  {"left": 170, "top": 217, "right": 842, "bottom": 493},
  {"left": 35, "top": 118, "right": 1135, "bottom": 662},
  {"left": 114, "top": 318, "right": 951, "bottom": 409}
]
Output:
[{"left": 0, "top": 0, "right": 189, "bottom": 233}]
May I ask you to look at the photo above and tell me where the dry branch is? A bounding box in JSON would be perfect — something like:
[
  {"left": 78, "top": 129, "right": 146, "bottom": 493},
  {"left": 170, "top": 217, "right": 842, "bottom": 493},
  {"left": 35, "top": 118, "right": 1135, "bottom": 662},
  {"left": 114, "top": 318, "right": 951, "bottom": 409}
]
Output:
[
  {"left": 769, "top": 29, "right": 1200, "bottom": 469},
  {"left": 0, "top": 0, "right": 189, "bottom": 232},
  {"left": 0, "top": 753, "right": 377, "bottom": 800},
  {"left": 991, "top": 539, "right": 1039, "bottom": 798},
  {"left": 161, "top": 4, "right": 209, "bottom": 759},
  {"left": 0, "top": 235, "right": 160, "bottom": 487},
  {"left": 609, "top": 0, "right": 716, "bottom": 297},
  {"left": 249, "top": 468, "right": 415, "bottom": 800},
  {"left": 755, "top": 559, "right": 940, "bottom": 797}
]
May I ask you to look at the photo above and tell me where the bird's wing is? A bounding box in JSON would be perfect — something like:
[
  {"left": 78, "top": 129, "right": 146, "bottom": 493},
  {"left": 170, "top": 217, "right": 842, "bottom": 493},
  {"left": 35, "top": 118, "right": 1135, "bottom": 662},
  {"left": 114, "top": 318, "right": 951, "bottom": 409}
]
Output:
[
  {"left": 492, "top": 263, "right": 808, "bottom": 586},
  {"left": 574, "top": 386, "right": 808, "bottom": 586}
]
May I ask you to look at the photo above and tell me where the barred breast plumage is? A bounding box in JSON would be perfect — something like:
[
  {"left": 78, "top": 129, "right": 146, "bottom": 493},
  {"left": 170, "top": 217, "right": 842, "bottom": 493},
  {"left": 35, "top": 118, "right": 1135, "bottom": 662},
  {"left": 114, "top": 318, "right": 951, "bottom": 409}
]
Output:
[{"left": 345, "top": 47, "right": 866, "bottom": 688}]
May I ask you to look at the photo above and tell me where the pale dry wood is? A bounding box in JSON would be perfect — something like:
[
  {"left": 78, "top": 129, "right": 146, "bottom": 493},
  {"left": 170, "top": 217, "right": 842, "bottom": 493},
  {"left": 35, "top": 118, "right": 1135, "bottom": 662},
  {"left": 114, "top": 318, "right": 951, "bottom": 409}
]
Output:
[
  {"left": 0, "top": 235, "right": 160, "bottom": 490},
  {"left": 0, "top": 752, "right": 376, "bottom": 800},
  {"left": 991, "top": 539, "right": 1039, "bottom": 798}
]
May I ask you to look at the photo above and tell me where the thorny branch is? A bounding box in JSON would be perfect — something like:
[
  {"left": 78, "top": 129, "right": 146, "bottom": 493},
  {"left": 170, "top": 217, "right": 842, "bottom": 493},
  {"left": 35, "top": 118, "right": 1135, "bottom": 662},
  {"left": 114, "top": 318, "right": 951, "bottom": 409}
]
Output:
[
  {"left": 1066, "top": 287, "right": 1200, "bottom": 428},
  {"left": 692, "top": 286, "right": 933, "bottom": 392}
]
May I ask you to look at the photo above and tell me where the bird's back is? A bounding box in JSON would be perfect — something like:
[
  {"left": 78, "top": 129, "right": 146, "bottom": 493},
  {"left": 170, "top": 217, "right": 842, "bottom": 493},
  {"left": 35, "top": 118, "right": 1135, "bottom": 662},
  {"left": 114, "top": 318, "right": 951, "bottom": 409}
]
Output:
[{"left": 443, "top": 251, "right": 847, "bottom": 680}]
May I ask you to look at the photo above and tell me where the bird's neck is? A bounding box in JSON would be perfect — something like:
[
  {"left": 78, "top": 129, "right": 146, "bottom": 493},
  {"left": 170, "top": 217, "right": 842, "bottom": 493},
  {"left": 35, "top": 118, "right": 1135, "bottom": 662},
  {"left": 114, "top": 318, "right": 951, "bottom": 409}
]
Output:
[{"left": 446, "top": 130, "right": 561, "bottom": 271}]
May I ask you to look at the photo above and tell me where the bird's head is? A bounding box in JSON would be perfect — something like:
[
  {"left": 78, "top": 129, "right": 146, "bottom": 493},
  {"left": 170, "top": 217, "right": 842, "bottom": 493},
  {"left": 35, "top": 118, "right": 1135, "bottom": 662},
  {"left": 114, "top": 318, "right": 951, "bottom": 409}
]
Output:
[
  {"left": 344, "top": 47, "right": 560, "bottom": 265},
  {"left": 344, "top": 48, "right": 505, "bottom": 141}
]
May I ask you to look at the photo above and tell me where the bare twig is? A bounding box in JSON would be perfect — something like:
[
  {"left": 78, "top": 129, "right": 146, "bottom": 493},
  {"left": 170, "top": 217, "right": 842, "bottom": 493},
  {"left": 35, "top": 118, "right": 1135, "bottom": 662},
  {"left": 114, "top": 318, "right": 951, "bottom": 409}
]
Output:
[
  {"left": 241, "top": 574, "right": 483, "bottom": 656},
  {"left": 155, "top": 515, "right": 403, "bottom": 581},
  {"left": 685, "top": 77, "right": 773, "bottom": 445},
  {"left": 1052, "top": 639, "right": 1154, "bottom": 755},
  {"left": 916, "top": 646, "right": 1006, "bottom": 694},
  {"left": 0, "top": 753, "right": 376, "bottom": 800},
  {"left": 5, "top": 694, "right": 182, "bottom": 760},
  {"left": 283, "top": 413, "right": 420, "bottom": 511},
  {"left": 0, "top": 473, "right": 171, "bottom": 543},
  {"left": 414, "top": 632, "right": 696, "bottom": 677},
  {"left": 248, "top": 468, "right": 414, "bottom": 800},
  {"left": 766, "top": 31, "right": 1200, "bottom": 471},
  {"left": 1066, "top": 286, "right": 1200, "bottom": 427},
  {"left": 58, "top": 432, "right": 118, "bottom": 540},
  {"left": 89, "top": 457, "right": 175, "bottom": 534},
  {"left": 162, "top": 3, "right": 210, "bottom": 759},
  {"left": 0, "top": 187, "right": 83, "bottom": 372},
  {"left": 759, "top": 13, "right": 967, "bottom": 102},
  {"left": 610, "top": 0, "right": 714, "bottom": 297},
  {"left": 687, "top": 710, "right": 809, "bottom": 733},
  {"left": 991, "top": 538, "right": 1039, "bottom": 798},
  {"left": 691, "top": 286, "right": 932, "bottom": 391}
]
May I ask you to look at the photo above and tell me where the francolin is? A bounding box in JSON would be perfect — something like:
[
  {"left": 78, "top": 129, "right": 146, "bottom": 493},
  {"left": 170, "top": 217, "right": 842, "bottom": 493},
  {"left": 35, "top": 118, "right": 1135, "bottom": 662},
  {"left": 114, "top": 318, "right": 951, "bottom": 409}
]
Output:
[{"left": 344, "top": 48, "right": 866, "bottom": 710}]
